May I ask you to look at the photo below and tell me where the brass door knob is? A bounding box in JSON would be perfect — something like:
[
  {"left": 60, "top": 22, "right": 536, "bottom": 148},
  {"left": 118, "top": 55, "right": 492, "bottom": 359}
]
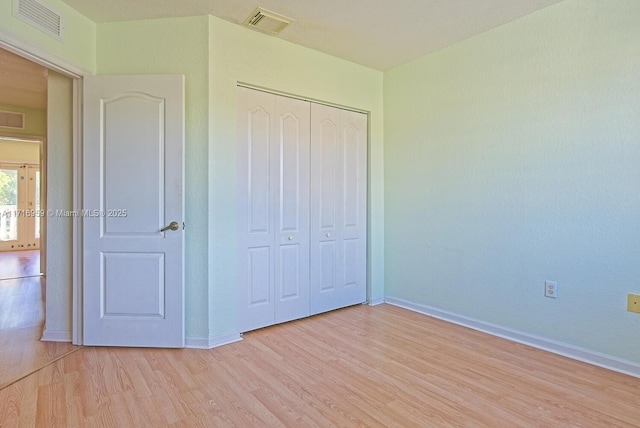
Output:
[{"left": 161, "top": 221, "right": 180, "bottom": 232}]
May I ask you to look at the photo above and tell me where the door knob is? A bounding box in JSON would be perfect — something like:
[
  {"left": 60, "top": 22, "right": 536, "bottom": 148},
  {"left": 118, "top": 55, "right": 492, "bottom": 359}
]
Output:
[
  {"left": 161, "top": 221, "right": 180, "bottom": 232},
  {"left": 287, "top": 235, "right": 293, "bottom": 241},
  {"left": 325, "top": 233, "right": 331, "bottom": 237}
]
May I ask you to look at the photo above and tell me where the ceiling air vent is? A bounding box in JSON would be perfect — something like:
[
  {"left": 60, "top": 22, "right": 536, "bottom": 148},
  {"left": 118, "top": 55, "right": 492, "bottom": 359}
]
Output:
[
  {"left": 243, "top": 7, "right": 293, "bottom": 34},
  {"left": 13, "top": 0, "right": 64, "bottom": 40},
  {"left": 0, "top": 110, "right": 26, "bottom": 130}
]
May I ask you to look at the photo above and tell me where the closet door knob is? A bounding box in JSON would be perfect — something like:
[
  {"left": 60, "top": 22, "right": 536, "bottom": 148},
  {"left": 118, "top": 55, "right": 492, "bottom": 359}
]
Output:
[
  {"left": 287, "top": 235, "right": 293, "bottom": 241},
  {"left": 325, "top": 233, "right": 331, "bottom": 238}
]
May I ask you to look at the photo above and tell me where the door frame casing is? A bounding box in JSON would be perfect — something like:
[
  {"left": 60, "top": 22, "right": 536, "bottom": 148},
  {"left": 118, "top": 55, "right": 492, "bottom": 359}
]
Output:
[{"left": 0, "top": 32, "right": 88, "bottom": 345}]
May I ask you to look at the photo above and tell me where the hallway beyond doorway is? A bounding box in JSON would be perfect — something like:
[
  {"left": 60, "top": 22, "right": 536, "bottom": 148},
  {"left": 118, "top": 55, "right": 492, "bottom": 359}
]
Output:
[{"left": 0, "top": 249, "right": 40, "bottom": 280}]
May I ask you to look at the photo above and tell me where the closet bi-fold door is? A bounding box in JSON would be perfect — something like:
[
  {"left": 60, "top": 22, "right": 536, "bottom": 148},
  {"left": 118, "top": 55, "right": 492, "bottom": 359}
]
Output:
[
  {"left": 238, "top": 87, "right": 311, "bottom": 332},
  {"left": 310, "top": 104, "right": 367, "bottom": 315}
]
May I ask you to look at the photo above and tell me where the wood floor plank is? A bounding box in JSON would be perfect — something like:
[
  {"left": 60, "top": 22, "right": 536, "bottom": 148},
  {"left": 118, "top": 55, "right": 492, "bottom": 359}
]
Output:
[
  {"left": 1, "top": 303, "right": 640, "bottom": 427},
  {"left": 0, "top": 273, "right": 79, "bottom": 391},
  {"left": 0, "top": 250, "right": 41, "bottom": 281}
]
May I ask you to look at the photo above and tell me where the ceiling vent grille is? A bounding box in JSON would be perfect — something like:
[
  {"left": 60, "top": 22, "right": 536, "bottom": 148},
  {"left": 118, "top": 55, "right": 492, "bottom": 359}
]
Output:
[
  {"left": 0, "top": 110, "right": 26, "bottom": 130},
  {"left": 13, "top": 0, "right": 64, "bottom": 40},
  {"left": 243, "top": 7, "right": 293, "bottom": 34}
]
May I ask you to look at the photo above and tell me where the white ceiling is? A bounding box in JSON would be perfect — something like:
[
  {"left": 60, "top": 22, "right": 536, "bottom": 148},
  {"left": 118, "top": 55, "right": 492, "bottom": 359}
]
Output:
[{"left": 61, "top": 0, "right": 564, "bottom": 71}]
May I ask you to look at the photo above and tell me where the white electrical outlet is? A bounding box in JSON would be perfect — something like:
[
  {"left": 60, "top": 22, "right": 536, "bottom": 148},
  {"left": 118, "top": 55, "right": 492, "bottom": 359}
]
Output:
[{"left": 545, "top": 280, "right": 557, "bottom": 298}]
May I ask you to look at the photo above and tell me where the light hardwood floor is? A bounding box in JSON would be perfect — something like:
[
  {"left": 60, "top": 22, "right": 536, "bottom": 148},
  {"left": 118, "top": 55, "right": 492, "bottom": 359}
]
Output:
[
  {"left": 0, "top": 253, "right": 78, "bottom": 390},
  {"left": 0, "top": 323, "right": 78, "bottom": 390},
  {"left": 0, "top": 277, "right": 43, "bottom": 330},
  {"left": 0, "top": 275, "right": 77, "bottom": 389},
  {"left": 1, "top": 304, "right": 639, "bottom": 427},
  {"left": 0, "top": 250, "right": 41, "bottom": 281}
]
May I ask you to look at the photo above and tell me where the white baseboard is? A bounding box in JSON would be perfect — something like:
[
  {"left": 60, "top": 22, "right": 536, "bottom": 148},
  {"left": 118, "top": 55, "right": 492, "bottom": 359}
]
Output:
[
  {"left": 41, "top": 329, "right": 72, "bottom": 342},
  {"left": 384, "top": 296, "right": 640, "bottom": 379},
  {"left": 41, "top": 330, "right": 242, "bottom": 348},
  {"left": 185, "top": 332, "right": 242, "bottom": 349},
  {"left": 368, "top": 296, "right": 385, "bottom": 306}
]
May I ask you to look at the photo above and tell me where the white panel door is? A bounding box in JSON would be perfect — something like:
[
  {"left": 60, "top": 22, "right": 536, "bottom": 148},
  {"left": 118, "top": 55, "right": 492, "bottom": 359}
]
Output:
[
  {"left": 274, "top": 94, "right": 310, "bottom": 324},
  {"left": 309, "top": 105, "right": 341, "bottom": 314},
  {"left": 310, "top": 104, "right": 367, "bottom": 315},
  {"left": 339, "top": 109, "right": 367, "bottom": 306},
  {"left": 83, "top": 75, "right": 185, "bottom": 347},
  {"left": 238, "top": 87, "right": 310, "bottom": 332},
  {"left": 238, "top": 87, "right": 276, "bottom": 331}
]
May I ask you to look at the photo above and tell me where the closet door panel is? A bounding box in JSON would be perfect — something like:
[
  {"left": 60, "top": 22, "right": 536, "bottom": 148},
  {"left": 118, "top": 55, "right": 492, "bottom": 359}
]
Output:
[
  {"left": 339, "top": 110, "right": 368, "bottom": 306},
  {"left": 279, "top": 245, "right": 300, "bottom": 298},
  {"left": 248, "top": 107, "right": 271, "bottom": 235},
  {"left": 319, "top": 120, "right": 338, "bottom": 229},
  {"left": 342, "top": 124, "right": 360, "bottom": 228},
  {"left": 311, "top": 105, "right": 367, "bottom": 314},
  {"left": 238, "top": 87, "right": 277, "bottom": 331},
  {"left": 319, "top": 241, "right": 337, "bottom": 293},
  {"left": 310, "top": 104, "right": 343, "bottom": 314},
  {"left": 274, "top": 95, "right": 310, "bottom": 323},
  {"left": 248, "top": 247, "right": 271, "bottom": 305},
  {"left": 240, "top": 86, "right": 366, "bottom": 330},
  {"left": 280, "top": 114, "right": 302, "bottom": 232}
]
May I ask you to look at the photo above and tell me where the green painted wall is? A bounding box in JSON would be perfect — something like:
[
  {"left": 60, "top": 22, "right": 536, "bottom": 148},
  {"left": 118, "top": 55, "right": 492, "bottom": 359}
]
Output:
[
  {"left": 208, "top": 16, "right": 385, "bottom": 338},
  {"left": 0, "top": 0, "right": 95, "bottom": 73},
  {"left": 0, "top": 104, "right": 46, "bottom": 137},
  {"left": 384, "top": 0, "right": 640, "bottom": 363},
  {"left": 97, "top": 16, "right": 211, "bottom": 339}
]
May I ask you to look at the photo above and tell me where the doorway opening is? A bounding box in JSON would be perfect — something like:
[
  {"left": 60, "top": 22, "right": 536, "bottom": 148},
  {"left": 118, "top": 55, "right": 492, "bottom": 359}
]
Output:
[
  {"left": 0, "top": 161, "right": 41, "bottom": 252},
  {"left": 0, "top": 46, "right": 76, "bottom": 390},
  {"left": 0, "top": 139, "right": 43, "bottom": 281}
]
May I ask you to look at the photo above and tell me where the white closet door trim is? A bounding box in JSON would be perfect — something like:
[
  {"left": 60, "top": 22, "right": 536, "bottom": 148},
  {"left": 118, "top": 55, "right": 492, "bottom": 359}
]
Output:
[{"left": 237, "top": 82, "right": 369, "bottom": 115}]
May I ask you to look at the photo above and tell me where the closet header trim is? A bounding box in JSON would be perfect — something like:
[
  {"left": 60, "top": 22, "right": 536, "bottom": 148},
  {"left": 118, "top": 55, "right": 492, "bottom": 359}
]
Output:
[{"left": 236, "top": 82, "right": 369, "bottom": 115}]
